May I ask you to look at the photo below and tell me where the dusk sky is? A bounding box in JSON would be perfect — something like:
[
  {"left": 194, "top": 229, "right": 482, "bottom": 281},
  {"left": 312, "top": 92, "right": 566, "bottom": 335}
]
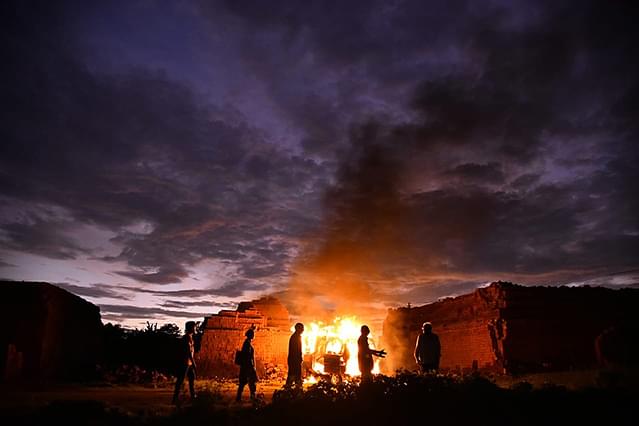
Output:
[{"left": 2, "top": 0, "right": 638, "bottom": 328}]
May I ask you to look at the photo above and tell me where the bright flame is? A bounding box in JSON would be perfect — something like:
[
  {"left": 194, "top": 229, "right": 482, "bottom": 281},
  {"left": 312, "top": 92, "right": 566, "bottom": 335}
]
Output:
[{"left": 294, "top": 316, "right": 381, "bottom": 380}]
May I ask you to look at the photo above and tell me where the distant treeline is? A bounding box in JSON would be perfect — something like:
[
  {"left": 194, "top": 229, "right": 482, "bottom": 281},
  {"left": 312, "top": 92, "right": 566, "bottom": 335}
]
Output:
[{"left": 101, "top": 322, "right": 201, "bottom": 377}]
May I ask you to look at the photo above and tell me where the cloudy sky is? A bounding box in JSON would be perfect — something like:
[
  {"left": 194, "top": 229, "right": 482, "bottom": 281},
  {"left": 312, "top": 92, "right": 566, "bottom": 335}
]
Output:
[{"left": 1, "top": 0, "right": 637, "bottom": 328}]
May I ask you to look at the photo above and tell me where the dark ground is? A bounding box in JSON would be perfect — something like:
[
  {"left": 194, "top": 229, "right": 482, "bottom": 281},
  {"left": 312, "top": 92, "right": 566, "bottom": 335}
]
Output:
[{"left": 1, "top": 369, "right": 637, "bottom": 425}]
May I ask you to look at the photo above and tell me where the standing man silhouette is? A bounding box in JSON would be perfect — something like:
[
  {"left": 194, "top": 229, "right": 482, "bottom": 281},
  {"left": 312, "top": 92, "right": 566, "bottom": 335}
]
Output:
[
  {"left": 236, "top": 327, "right": 258, "bottom": 402},
  {"left": 414, "top": 321, "right": 441, "bottom": 373},
  {"left": 286, "top": 322, "right": 305, "bottom": 389},
  {"left": 172, "top": 321, "right": 197, "bottom": 405},
  {"left": 357, "top": 325, "right": 386, "bottom": 382}
]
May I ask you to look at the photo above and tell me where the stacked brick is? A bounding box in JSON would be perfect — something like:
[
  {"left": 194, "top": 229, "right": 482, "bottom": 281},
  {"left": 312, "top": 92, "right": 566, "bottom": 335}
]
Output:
[
  {"left": 197, "top": 297, "right": 291, "bottom": 378},
  {"left": 382, "top": 282, "right": 639, "bottom": 374},
  {"left": 382, "top": 284, "right": 502, "bottom": 373}
]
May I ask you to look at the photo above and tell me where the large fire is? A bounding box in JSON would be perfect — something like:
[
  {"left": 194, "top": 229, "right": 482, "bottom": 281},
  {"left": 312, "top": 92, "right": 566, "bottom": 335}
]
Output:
[{"left": 295, "top": 316, "right": 382, "bottom": 381}]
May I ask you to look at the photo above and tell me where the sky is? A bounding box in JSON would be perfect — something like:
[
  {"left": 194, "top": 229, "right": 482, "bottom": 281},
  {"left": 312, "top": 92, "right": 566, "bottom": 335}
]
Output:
[{"left": 1, "top": 0, "right": 638, "bottom": 329}]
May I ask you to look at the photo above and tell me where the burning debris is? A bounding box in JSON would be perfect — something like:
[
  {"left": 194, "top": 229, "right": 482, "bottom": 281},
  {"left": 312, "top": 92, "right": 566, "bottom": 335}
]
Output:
[
  {"left": 299, "top": 317, "right": 385, "bottom": 383},
  {"left": 196, "top": 298, "right": 387, "bottom": 382}
]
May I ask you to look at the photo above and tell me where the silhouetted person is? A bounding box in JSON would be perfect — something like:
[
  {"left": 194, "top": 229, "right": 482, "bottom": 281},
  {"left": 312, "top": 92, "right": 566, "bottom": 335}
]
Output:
[
  {"left": 286, "top": 322, "right": 304, "bottom": 389},
  {"left": 357, "top": 325, "right": 386, "bottom": 382},
  {"left": 236, "top": 328, "right": 258, "bottom": 402},
  {"left": 595, "top": 325, "right": 639, "bottom": 368},
  {"left": 414, "top": 321, "right": 441, "bottom": 373},
  {"left": 172, "top": 321, "right": 197, "bottom": 405},
  {"left": 341, "top": 342, "right": 350, "bottom": 370},
  {"left": 337, "top": 342, "right": 350, "bottom": 381}
]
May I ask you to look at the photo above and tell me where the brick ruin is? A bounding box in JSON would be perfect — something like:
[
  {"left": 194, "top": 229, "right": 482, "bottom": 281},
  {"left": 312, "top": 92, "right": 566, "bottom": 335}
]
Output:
[
  {"left": 11, "top": 279, "right": 636, "bottom": 381},
  {"left": 0, "top": 281, "right": 103, "bottom": 381},
  {"left": 197, "top": 296, "right": 291, "bottom": 377},
  {"left": 382, "top": 282, "right": 639, "bottom": 374}
]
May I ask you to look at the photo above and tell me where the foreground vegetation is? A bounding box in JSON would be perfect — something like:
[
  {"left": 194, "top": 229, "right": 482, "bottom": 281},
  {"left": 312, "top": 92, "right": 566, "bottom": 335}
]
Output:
[{"left": 2, "top": 371, "right": 636, "bottom": 425}]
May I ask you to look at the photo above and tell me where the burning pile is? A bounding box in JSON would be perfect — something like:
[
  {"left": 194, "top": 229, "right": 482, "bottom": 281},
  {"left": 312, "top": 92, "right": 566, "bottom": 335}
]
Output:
[{"left": 298, "top": 317, "right": 382, "bottom": 382}]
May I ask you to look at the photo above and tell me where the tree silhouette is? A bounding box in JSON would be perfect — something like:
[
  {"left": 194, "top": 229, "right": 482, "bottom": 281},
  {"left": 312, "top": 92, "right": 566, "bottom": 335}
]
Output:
[{"left": 100, "top": 321, "right": 183, "bottom": 375}]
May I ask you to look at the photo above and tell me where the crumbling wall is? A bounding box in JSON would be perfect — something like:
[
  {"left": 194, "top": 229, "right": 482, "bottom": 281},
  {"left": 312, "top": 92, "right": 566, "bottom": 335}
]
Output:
[
  {"left": 0, "top": 281, "right": 103, "bottom": 381},
  {"left": 382, "top": 282, "right": 639, "bottom": 374},
  {"left": 496, "top": 284, "right": 639, "bottom": 372},
  {"left": 197, "top": 297, "right": 291, "bottom": 377},
  {"left": 238, "top": 296, "right": 290, "bottom": 329},
  {"left": 382, "top": 285, "right": 503, "bottom": 373}
]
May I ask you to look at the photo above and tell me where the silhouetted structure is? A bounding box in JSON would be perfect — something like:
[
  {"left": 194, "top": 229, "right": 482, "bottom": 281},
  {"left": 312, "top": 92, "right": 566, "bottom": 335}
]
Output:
[
  {"left": 383, "top": 282, "right": 639, "bottom": 374},
  {"left": 0, "top": 281, "right": 102, "bottom": 381}
]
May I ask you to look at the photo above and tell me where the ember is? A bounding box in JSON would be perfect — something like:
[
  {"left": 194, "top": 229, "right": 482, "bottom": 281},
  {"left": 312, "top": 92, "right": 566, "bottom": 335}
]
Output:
[{"left": 297, "top": 317, "right": 382, "bottom": 381}]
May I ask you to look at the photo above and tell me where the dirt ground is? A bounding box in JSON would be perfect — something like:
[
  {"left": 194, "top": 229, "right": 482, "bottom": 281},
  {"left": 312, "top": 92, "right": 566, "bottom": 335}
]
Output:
[
  {"left": 0, "top": 378, "right": 286, "bottom": 417},
  {"left": 493, "top": 369, "right": 601, "bottom": 389},
  {"left": 0, "top": 369, "right": 626, "bottom": 417}
]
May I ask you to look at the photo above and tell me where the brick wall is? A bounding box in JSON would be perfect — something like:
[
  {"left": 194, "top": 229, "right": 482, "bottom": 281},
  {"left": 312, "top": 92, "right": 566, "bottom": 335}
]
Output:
[
  {"left": 496, "top": 284, "right": 639, "bottom": 372},
  {"left": 197, "top": 297, "right": 291, "bottom": 378},
  {"left": 381, "top": 285, "right": 502, "bottom": 373},
  {"left": 197, "top": 327, "right": 290, "bottom": 377},
  {"left": 1, "top": 281, "right": 103, "bottom": 381},
  {"left": 382, "top": 282, "right": 639, "bottom": 374},
  {"left": 438, "top": 320, "right": 497, "bottom": 370}
]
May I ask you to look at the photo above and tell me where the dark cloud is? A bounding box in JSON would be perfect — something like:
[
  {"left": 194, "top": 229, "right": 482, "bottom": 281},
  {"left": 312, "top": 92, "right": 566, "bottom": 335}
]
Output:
[
  {"left": 404, "top": 178, "right": 638, "bottom": 276},
  {"left": 213, "top": 0, "right": 470, "bottom": 73},
  {"left": 1, "top": 0, "right": 638, "bottom": 324},
  {"left": 281, "top": 0, "right": 639, "bottom": 314},
  {"left": 118, "top": 286, "right": 213, "bottom": 298},
  {"left": 510, "top": 173, "right": 541, "bottom": 190},
  {"left": 119, "top": 280, "right": 268, "bottom": 299},
  {"left": 0, "top": 217, "right": 89, "bottom": 260},
  {"left": 0, "top": 0, "right": 325, "bottom": 286},
  {"left": 55, "top": 282, "right": 132, "bottom": 300},
  {"left": 444, "top": 163, "right": 505, "bottom": 185},
  {"left": 213, "top": 280, "right": 270, "bottom": 297},
  {"left": 116, "top": 265, "right": 190, "bottom": 285},
  {"left": 391, "top": 280, "right": 486, "bottom": 305},
  {"left": 98, "top": 304, "right": 211, "bottom": 320},
  {"left": 161, "top": 299, "right": 236, "bottom": 310}
]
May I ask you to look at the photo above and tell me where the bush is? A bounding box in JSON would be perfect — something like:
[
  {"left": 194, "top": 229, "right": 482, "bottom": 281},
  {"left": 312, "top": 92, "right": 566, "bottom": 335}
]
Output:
[
  {"left": 248, "top": 372, "right": 635, "bottom": 426},
  {"left": 97, "top": 364, "right": 173, "bottom": 387}
]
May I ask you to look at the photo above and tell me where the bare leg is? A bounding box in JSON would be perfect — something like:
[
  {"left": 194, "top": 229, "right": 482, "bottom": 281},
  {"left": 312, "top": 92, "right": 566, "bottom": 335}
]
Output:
[
  {"left": 172, "top": 366, "right": 187, "bottom": 404},
  {"left": 249, "top": 380, "right": 256, "bottom": 400},
  {"left": 236, "top": 380, "right": 245, "bottom": 402},
  {"left": 187, "top": 366, "right": 196, "bottom": 398}
]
